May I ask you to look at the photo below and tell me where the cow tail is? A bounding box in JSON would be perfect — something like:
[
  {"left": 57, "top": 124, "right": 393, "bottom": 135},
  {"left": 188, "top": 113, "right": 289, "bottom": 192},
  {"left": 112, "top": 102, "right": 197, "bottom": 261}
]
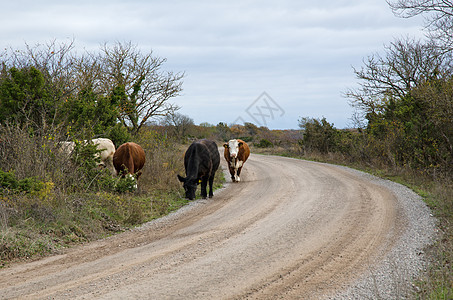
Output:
[{"left": 126, "top": 144, "right": 134, "bottom": 174}]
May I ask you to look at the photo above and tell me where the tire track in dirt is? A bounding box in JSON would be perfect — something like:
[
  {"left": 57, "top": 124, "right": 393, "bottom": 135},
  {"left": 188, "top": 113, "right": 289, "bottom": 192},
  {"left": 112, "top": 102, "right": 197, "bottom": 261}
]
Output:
[{"left": 0, "top": 153, "right": 404, "bottom": 299}]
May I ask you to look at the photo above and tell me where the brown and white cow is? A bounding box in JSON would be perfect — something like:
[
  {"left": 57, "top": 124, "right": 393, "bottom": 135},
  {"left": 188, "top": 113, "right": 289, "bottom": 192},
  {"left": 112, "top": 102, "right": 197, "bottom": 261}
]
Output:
[
  {"left": 59, "top": 138, "right": 116, "bottom": 175},
  {"left": 113, "top": 142, "right": 146, "bottom": 187},
  {"left": 223, "top": 139, "right": 250, "bottom": 182}
]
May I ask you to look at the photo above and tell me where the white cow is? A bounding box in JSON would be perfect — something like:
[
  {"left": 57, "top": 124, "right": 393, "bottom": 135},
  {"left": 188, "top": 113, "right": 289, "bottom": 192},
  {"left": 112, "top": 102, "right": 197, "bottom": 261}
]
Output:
[
  {"left": 59, "top": 138, "right": 116, "bottom": 175},
  {"left": 92, "top": 138, "right": 116, "bottom": 175}
]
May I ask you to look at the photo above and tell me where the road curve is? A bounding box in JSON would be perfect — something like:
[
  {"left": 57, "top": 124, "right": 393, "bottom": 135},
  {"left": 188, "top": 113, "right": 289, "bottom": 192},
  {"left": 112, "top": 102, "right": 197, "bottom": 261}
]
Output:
[{"left": 0, "top": 153, "right": 407, "bottom": 299}]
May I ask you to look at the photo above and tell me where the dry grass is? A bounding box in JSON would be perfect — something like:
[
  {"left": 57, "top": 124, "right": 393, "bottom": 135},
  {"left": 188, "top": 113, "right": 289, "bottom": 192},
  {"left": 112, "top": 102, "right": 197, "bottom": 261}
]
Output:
[
  {"left": 0, "top": 125, "right": 224, "bottom": 266},
  {"left": 134, "top": 128, "right": 185, "bottom": 194},
  {"left": 414, "top": 180, "right": 453, "bottom": 299}
]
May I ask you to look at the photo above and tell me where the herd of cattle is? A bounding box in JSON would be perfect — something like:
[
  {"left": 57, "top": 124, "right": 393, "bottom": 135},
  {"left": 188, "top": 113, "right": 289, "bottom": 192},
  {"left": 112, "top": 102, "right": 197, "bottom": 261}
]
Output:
[{"left": 61, "top": 138, "right": 250, "bottom": 199}]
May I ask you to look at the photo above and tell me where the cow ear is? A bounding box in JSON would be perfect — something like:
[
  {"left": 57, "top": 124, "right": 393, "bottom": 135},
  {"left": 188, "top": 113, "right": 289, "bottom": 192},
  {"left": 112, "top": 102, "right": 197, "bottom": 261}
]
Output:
[
  {"left": 177, "top": 175, "right": 186, "bottom": 182},
  {"left": 223, "top": 143, "right": 228, "bottom": 148},
  {"left": 238, "top": 142, "right": 243, "bottom": 147}
]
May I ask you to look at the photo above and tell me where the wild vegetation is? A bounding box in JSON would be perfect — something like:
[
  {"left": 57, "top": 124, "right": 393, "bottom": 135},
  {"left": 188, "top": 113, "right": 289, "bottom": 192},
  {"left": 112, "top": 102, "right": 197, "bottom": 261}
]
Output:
[
  {"left": 1, "top": 0, "right": 451, "bottom": 298},
  {"left": 0, "top": 41, "right": 219, "bottom": 266},
  {"left": 351, "top": 2, "right": 453, "bottom": 296}
]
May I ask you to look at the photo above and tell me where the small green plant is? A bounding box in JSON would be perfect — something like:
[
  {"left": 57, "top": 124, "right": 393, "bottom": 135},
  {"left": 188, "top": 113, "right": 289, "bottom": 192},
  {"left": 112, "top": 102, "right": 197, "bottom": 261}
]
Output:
[
  {"left": 115, "top": 175, "right": 137, "bottom": 193},
  {"left": 255, "top": 138, "right": 273, "bottom": 148},
  {"left": 0, "top": 170, "right": 44, "bottom": 194}
]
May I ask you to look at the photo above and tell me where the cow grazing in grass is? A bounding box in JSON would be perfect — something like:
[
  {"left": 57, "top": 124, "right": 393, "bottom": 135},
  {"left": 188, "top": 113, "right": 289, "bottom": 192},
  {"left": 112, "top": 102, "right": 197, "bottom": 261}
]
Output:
[
  {"left": 177, "top": 139, "right": 220, "bottom": 200},
  {"left": 223, "top": 139, "right": 250, "bottom": 182},
  {"left": 92, "top": 138, "right": 116, "bottom": 175},
  {"left": 59, "top": 138, "right": 116, "bottom": 175},
  {"left": 113, "top": 142, "right": 146, "bottom": 185}
]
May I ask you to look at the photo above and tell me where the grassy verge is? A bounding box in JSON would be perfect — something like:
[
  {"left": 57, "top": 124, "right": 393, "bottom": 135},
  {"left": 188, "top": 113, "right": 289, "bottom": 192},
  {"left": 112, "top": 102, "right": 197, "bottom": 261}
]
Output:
[
  {"left": 0, "top": 173, "right": 225, "bottom": 268},
  {"left": 1, "top": 182, "right": 175, "bottom": 266},
  {"left": 0, "top": 128, "right": 225, "bottom": 267},
  {"left": 252, "top": 146, "right": 452, "bottom": 299}
]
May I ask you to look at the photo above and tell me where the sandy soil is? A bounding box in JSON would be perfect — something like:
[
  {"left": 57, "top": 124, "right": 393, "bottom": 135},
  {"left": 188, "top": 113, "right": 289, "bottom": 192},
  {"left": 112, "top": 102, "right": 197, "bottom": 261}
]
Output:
[{"left": 0, "top": 153, "right": 407, "bottom": 299}]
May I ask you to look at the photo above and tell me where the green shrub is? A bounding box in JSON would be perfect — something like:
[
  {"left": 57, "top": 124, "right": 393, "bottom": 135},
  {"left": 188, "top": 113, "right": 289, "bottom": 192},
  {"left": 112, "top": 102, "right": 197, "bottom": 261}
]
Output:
[
  {"left": 114, "top": 175, "right": 137, "bottom": 193},
  {"left": 0, "top": 170, "right": 44, "bottom": 194},
  {"left": 255, "top": 138, "right": 273, "bottom": 148},
  {"left": 106, "top": 123, "right": 131, "bottom": 147}
]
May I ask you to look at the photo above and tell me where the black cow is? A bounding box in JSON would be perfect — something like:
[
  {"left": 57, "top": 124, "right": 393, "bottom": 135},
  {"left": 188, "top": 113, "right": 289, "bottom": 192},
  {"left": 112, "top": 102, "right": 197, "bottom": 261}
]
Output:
[{"left": 177, "top": 139, "right": 220, "bottom": 200}]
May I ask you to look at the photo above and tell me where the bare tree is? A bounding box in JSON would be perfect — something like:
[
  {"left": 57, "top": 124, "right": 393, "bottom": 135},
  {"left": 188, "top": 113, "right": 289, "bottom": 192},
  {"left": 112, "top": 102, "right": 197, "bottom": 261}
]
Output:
[
  {"left": 1, "top": 39, "right": 75, "bottom": 75},
  {"left": 344, "top": 37, "right": 451, "bottom": 119},
  {"left": 71, "top": 52, "right": 103, "bottom": 93},
  {"left": 98, "top": 42, "right": 184, "bottom": 134},
  {"left": 163, "top": 112, "right": 194, "bottom": 139},
  {"left": 388, "top": 0, "right": 453, "bottom": 51},
  {"left": 0, "top": 40, "right": 78, "bottom": 131}
]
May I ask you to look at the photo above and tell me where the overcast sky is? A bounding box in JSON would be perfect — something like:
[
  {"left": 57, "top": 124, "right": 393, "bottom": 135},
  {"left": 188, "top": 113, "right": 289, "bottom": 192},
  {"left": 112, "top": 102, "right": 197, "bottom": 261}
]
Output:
[{"left": 1, "top": 0, "right": 425, "bottom": 129}]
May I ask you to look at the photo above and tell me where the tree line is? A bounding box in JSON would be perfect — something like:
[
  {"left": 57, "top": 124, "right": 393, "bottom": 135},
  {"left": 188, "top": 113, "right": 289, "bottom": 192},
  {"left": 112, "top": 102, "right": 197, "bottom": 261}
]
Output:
[
  {"left": 162, "top": 0, "right": 453, "bottom": 179},
  {"left": 1, "top": 0, "right": 452, "bottom": 180}
]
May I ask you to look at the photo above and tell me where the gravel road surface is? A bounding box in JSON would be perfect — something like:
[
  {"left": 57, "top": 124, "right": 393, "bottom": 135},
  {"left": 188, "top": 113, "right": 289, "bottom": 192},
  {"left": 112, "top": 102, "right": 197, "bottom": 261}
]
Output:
[{"left": 0, "top": 153, "right": 436, "bottom": 299}]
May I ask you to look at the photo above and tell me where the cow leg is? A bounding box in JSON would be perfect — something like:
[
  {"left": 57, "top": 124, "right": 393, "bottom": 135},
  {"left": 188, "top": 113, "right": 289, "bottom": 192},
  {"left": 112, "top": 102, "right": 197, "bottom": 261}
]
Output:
[
  {"left": 234, "top": 160, "right": 243, "bottom": 182},
  {"left": 236, "top": 166, "right": 243, "bottom": 182},
  {"left": 200, "top": 178, "right": 208, "bottom": 199},
  {"left": 208, "top": 175, "right": 214, "bottom": 198},
  {"left": 228, "top": 158, "right": 236, "bottom": 182},
  {"left": 228, "top": 165, "right": 236, "bottom": 182}
]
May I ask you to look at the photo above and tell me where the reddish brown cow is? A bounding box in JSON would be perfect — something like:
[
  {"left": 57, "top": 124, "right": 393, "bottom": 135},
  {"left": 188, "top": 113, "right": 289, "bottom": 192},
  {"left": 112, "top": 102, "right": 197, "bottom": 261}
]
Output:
[
  {"left": 113, "top": 142, "right": 146, "bottom": 182},
  {"left": 223, "top": 139, "right": 250, "bottom": 182}
]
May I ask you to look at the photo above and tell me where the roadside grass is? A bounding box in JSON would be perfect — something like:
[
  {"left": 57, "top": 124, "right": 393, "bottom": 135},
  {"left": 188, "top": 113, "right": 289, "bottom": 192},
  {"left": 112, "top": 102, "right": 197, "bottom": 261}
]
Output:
[
  {"left": 252, "top": 145, "right": 452, "bottom": 299},
  {"left": 0, "top": 126, "right": 225, "bottom": 267},
  {"left": 0, "top": 189, "right": 197, "bottom": 266},
  {"left": 414, "top": 180, "right": 452, "bottom": 299}
]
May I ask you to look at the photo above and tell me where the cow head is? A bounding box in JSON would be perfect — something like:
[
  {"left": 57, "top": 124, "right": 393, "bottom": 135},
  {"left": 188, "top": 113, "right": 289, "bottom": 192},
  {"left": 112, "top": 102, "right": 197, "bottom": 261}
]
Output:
[
  {"left": 223, "top": 139, "right": 243, "bottom": 158},
  {"left": 177, "top": 175, "right": 198, "bottom": 200}
]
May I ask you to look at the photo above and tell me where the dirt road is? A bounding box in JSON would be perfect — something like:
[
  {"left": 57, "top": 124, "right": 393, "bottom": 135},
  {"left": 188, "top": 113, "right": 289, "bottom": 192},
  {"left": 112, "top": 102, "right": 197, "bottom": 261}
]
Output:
[{"left": 0, "top": 153, "right": 406, "bottom": 299}]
